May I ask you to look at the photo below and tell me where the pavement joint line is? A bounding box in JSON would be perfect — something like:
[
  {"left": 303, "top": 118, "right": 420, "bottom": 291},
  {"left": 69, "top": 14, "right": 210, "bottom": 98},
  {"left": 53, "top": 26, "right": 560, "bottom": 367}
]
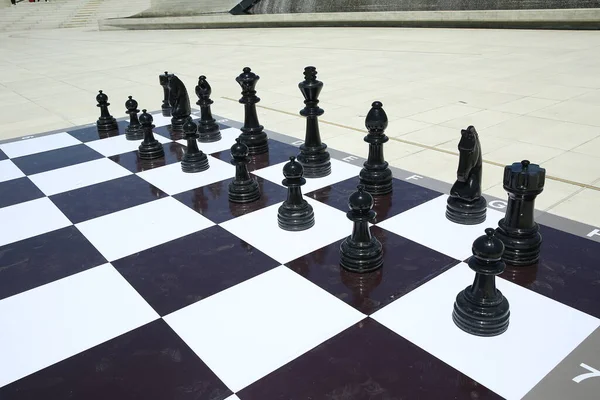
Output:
[{"left": 222, "top": 95, "right": 600, "bottom": 192}]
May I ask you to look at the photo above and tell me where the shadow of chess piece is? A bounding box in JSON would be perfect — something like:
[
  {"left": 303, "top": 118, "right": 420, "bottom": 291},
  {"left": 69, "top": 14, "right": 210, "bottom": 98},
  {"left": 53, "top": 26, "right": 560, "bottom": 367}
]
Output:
[
  {"left": 277, "top": 156, "right": 315, "bottom": 231},
  {"left": 236, "top": 67, "right": 269, "bottom": 155},
  {"left": 181, "top": 118, "right": 209, "bottom": 173},
  {"left": 125, "top": 96, "right": 143, "bottom": 141},
  {"left": 340, "top": 266, "right": 383, "bottom": 311},
  {"left": 359, "top": 101, "right": 393, "bottom": 196},
  {"left": 501, "top": 263, "right": 539, "bottom": 287},
  {"left": 296, "top": 66, "right": 331, "bottom": 178},
  {"left": 167, "top": 74, "right": 191, "bottom": 133},
  {"left": 195, "top": 75, "right": 222, "bottom": 143},
  {"left": 159, "top": 71, "right": 172, "bottom": 117},
  {"left": 446, "top": 126, "right": 487, "bottom": 225},
  {"left": 340, "top": 185, "right": 383, "bottom": 273},
  {"left": 138, "top": 109, "right": 165, "bottom": 160},
  {"left": 495, "top": 160, "right": 545, "bottom": 267},
  {"left": 96, "top": 90, "right": 118, "bottom": 134},
  {"left": 228, "top": 138, "right": 261, "bottom": 204},
  {"left": 453, "top": 228, "right": 510, "bottom": 337}
]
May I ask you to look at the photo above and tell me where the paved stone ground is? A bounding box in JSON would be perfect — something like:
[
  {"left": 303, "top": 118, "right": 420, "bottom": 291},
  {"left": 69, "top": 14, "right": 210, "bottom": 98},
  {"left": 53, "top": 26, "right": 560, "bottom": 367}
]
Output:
[{"left": 0, "top": 27, "right": 598, "bottom": 226}]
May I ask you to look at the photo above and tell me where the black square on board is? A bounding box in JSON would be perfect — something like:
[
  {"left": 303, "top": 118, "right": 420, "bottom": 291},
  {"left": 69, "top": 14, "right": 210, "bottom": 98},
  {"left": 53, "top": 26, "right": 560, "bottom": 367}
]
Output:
[
  {"left": 11, "top": 144, "right": 103, "bottom": 175},
  {"left": 0, "top": 177, "right": 45, "bottom": 209},
  {"left": 210, "top": 139, "right": 299, "bottom": 172},
  {"left": 109, "top": 142, "right": 186, "bottom": 173},
  {"left": 0, "top": 149, "right": 7, "bottom": 160},
  {"left": 67, "top": 120, "right": 128, "bottom": 143}
]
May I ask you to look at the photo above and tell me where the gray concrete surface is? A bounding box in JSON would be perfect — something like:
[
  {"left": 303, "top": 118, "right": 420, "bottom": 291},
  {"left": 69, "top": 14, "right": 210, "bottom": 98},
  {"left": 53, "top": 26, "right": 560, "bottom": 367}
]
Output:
[{"left": 134, "top": 0, "right": 239, "bottom": 17}]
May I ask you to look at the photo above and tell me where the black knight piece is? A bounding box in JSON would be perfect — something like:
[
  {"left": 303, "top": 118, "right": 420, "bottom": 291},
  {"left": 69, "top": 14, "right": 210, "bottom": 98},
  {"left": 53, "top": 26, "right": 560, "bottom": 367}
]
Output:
[
  {"left": 138, "top": 110, "right": 165, "bottom": 160},
  {"left": 296, "top": 66, "right": 331, "bottom": 178},
  {"left": 181, "top": 118, "right": 209, "bottom": 173},
  {"left": 446, "top": 126, "right": 487, "bottom": 225},
  {"left": 195, "top": 75, "right": 222, "bottom": 143},
  {"left": 495, "top": 160, "right": 546, "bottom": 266},
  {"left": 453, "top": 228, "right": 510, "bottom": 337},
  {"left": 228, "top": 138, "right": 261, "bottom": 203},
  {"left": 277, "top": 156, "right": 315, "bottom": 231},
  {"left": 359, "top": 101, "right": 393, "bottom": 196},
  {"left": 167, "top": 74, "right": 192, "bottom": 133},
  {"left": 124, "top": 96, "right": 143, "bottom": 141},
  {"left": 95, "top": 90, "right": 118, "bottom": 133},
  {"left": 340, "top": 185, "right": 384, "bottom": 273},
  {"left": 236, "top": 67, "right": 269, "bottom": 155},
  {"left": 159, "top": 71, "right": 173, "bottom": 117}
]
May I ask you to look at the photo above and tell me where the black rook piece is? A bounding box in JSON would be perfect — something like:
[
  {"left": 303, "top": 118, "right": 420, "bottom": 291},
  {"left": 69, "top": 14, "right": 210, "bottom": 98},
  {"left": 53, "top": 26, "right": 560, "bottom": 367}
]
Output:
[
  {"left": 125, "top": 96, "right": 143, "bottom": 141},
  {"left": 446, "top": 126, "right": 487, "bottom": 225},
  {"left": 453, "top": 228, "right": 510, "bottom": 337},
  {"left": 138, "top": 109, "right": 165, "bottom": 160},
  {"left": 340, "top": 185, "right": 383, "bottom": 273},
  {"left": 495, "top": 160, "right": 546, "bottom": 266},
  {"left": 359, "top": 101, "right": 393, "bottom": 196},
  {"left": 159, "top": 71, "right": 173, "bottom": 117},
  {"left": 236, "top": 67, "right": 269, "bottom": 155},
  {"left": 167, "top": 74, "right": 192, "bottom": 132},
  {"left": 181, "top": 118, "right": 209, "bottom": 173},
  {"left": 195, "top": 75, "right": 222, "bottom": 143},
  {"left": 96, "top": 90, "right": 118, "bottom": 133},
  {"left": 296, "top": 66, "right": 331, "bottom": 178},
  {"left": 228, "top": 138, "right": 260, "bottom": 203},
  {"left": 277, "top": 156, "right": 315, "bottom": 231}
]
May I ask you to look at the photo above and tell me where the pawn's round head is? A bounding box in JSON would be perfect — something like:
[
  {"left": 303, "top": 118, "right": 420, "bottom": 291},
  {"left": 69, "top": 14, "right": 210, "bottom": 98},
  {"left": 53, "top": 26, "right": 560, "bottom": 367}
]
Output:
[
  {"left": 138, "top": 109, "right": 153, "bottom": 125},
  {"left": 230, "top": 137, "right": 249, "bottom": 158},
  {"left": 182, "top": 118, "right": 198, "bottom": 135},
  {"left": 348, "top": 184, "right": 374, "bottom": 212},
  {"left": 125, "top": 95, "right": 138, "bottom": 110},
  {"left": 472, "top": 228, "right": 505, "bottom": 261},
  {"left": 96, "top": 90, "right": 108, "bottom": 103},
  {"left": 282, "top": 156, "right": 303, "bottom": 179}
]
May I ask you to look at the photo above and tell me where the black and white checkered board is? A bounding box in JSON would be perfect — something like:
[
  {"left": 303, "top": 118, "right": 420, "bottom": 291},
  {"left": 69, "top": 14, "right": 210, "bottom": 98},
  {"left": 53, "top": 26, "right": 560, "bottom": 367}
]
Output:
[{"left": 0, "top": 110, "right": 599, "bottom": 400}]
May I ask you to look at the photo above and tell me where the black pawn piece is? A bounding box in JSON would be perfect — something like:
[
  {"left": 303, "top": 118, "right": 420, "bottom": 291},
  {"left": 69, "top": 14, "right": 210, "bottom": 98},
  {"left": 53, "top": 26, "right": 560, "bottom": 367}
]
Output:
[
  {"left": 96, "top": 90, "right": 118, "bottom": 133},
  {"left": 340, "top": 185, "right": 383, "bottom": 273},
  {"left": 453, "top": 228, "right": 510, "bottom": 337},
  {"left": 495, "top": 160, "right": 546, "bottom": 266},
  {"left": 138, "top": 109, "right": 164, "bottom": 160},
  {"left": 195, "top": 75, "right": 222, "bottom": 143},
  {"left": 228, "top": 138, "right": 260, "bottom": 203},
  {"left": 125, "top": 96, "right": 143, "bottom": 140},
  {"left": 277, "top": 156, "right": 315, "bottom": 231},
  {"left": 446, "top": 126, "right": 487, "bottom": 225},
  {"left": 296, "top": 66, "right": 331, "bottom": 178},
  {"left": 359, "top": 101, "right": 393, "bottom": 195},
  {"left": 159, "top": 71, "right": 172, "bottom": 117},
  {"left": 236, "top": 67, "right": 269, "bottom": 155},
  {"left": 181, "top": 118, "right": 209, "bottom": 173}
]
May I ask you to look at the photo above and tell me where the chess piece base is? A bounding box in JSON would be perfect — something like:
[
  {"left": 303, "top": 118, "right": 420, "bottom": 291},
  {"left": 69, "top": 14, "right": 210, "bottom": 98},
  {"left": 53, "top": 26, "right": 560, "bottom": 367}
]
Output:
[
  {"left": 495, "top": 220, "right": 542, "bottom": 266},
  {"left": 97, "top": 117, "right": 118, "bottom": 133},
  {"left": 340, "top": 236, "right": 383, "bottom": 273},
  {"left": 138, "top": 141, "right": 165, "bottom": 160},
  {"left": 181, "top": 152, "right": 209, "bottom": 173},
  {"left": 171, "top": 116, "right": 188, "bottom": 132},
  {"left": 125, "top": 126, "right": 143, "bottom": 141},
  {"left": 452, "top": 286, "right": 510, "bottom": 337},
  {"left": 198, "top": 122, "right": 222, "bottom": 143},
  {"left": 277, "top": 200, "right": 315, "bottom": 231},
  {"left": 297, "top": 144, "right": 331, "bottom": 179},
  {"left": 228, "top": 179, "right": 261, "bottom": 204},
  {"left": 446, "top": 196, "right": 487, "bottom": 225},
  {"left": 239, "top": 129, "right": 269, "bottom": 156},
  {"left": 359, "top": 165, "right": 393, "bottom": 196}
]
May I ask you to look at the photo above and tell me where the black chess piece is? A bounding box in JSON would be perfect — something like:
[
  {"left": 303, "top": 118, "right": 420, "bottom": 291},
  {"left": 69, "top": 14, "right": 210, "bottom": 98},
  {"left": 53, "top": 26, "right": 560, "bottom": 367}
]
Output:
[
  {"left": 340, "top": 185, "right": 383, "bottom": 273},
  {"left": 167, "top": 74, "right": 192, "bottom": 133},
  {"left": 359, "top": 101, "right": 393, "bottom": 196},
  {"left": 159, "top": 71, "right": 172, "bottom": 117},
  {"left": 138, "top": 109, "right": 165, "bottom": 160},
  {"left": 228, "top": 138, "right": 260, "bottom": 203},
  {"left": 446, "top": 126, "right": 487, "bottom": 225},
  {"left": 453, "top": 228, "right": 510, "bottom": 337},
  {"left": 96, "top": 90, "right": 118, "bottom": 133},
  {"left": 277, "top": 156, "right": 315, "bottom": 231},
  {"left": 125, "top": 96, "right": 143, "bottom": 141},
  {"left": 495, "top": 160, "right": 545, "bottom": 266},
  {"left": 181, "top": 118, "right": 209, "bottom": 173},
  {"left": 296, "top": 66, "right": 331, "bottom": 178},
  {"left": 236, "top": 67, "right": 269, "bottom": 155},
  {"left": 195, "top": 75, "right": 222, "bottom": 143}
]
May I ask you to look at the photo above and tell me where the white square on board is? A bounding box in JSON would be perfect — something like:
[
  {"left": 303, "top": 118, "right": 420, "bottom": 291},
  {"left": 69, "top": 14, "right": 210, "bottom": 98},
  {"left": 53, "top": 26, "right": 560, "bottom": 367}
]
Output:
[
  {"left": 0, "top": 132, "right": 81, "bottom": 158},
  {"left": 0, "top": 159, "right": 25, "bottom": 183}
]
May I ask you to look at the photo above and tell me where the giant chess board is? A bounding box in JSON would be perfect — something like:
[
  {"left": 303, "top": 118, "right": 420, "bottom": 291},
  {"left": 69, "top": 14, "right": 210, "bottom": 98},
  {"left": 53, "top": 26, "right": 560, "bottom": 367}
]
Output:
[{"left": 0, "top": 70, "right": 599, "bottom": 400}]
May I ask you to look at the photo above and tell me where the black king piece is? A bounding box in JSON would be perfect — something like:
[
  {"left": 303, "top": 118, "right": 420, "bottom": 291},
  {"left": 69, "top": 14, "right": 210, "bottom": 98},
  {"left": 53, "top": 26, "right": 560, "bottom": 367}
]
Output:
[
  {"left": 359, "top": 101, "right": 393, "bottom": 196},
  {"left": 195, "top": 75, "right": 222, "bottom": 143},
  {"left": 236, "top": 67, "right": 269, "bottom": 156},
  {"left": 296, "top": 66, "right": 331, "bottom": 178},
  {"left": 159, "top": 71, "right": 173, "bottom": 117},
  {"left": 495, "top": 160, "right": 546, "bottom": 266}
]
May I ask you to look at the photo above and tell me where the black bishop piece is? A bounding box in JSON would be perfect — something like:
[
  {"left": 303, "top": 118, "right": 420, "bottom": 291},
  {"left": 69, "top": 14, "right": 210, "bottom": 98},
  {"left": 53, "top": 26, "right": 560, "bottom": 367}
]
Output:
[
  {"left": 96, "top": 90, "right": 118, "bottom": 133},
  {"left": 138, "top": 109, "right": 165, "bottom": 160},
  {"left": 228, "top": 138, "right": 260, "bottom": 203},
  {"left": 125, "top": 96, "right": 143, "bottom": 141},
  {"left": 159, "top": 71, "right": 172, "bottom": 117},
  {"left": 296, "top": 66, "right": 331, "bottom": 178},
  {"left": 236, "top": 67, "right": 269, "bottom": 155},
  {"left": 359, "top": 102, "right": 393, "bottom": 196},
  {"left": 195, "top": 75, "right": 222, "bottom": 143},
  {"left": 181, "top": 118, "right": 209, "bottom": 173},
  {"left": 495, "top": 160, "right": 546, "bottom": 266},
  {"left": 340, "top": 185, "right": 383, "bottom": 273},
  {"left": 453, "top": 228, "right": 510, "bottom": 337},
  {"left": 277, "top": 156, "right": 315, "bottom": 231}
]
